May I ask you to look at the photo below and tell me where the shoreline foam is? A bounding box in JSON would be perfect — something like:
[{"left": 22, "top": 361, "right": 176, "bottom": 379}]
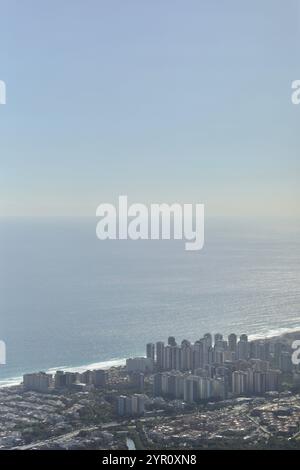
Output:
[
  {"left": 1, "top": 325, "right": 300, "bottom": 389},
  {"left": 0, "top": 358, "right": 126, "bottom": 388}
]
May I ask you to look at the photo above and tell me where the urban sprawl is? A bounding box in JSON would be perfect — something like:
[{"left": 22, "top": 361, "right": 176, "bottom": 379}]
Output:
[{"left": 1, "top": 330, "right": 300, "bottom": 450}]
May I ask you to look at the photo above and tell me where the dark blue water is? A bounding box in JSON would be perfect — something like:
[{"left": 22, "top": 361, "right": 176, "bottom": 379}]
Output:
[{"left": 0, "top": 217, "right": 300, "bottom": 385}]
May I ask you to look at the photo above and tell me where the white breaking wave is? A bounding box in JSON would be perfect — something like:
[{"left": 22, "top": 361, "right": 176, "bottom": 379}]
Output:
[
  {"left": 1, "top": 325, "right": 300, "bottom": 389},
  {"left": 0, "top": 357, "right": 126, "bottom": 388},
  {"left": 249, "top": 325, "right": 300, "bottom": 341}
]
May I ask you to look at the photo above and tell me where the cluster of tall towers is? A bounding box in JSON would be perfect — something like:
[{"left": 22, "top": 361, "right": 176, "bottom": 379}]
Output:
[
  {"left": 147, "top": 333, "right": 253, "bottom": 373},
  {"left": 147, "top": 333, "right": 283, "bottom": 403}
]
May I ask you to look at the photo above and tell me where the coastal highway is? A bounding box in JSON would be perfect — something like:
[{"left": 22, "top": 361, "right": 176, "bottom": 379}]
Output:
[{"left": 12, "top": 422, "right": 119, "bottom": 450}]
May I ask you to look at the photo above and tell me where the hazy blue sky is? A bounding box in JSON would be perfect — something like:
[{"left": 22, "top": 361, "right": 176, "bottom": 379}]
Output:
[{"left": 0, "top": 0, "right": 299, "bottom": 216}]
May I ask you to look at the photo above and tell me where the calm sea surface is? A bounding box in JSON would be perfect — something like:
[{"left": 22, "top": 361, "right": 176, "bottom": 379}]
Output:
[{"left": 0, "top": 217, "right": 300, "bottom": 386}]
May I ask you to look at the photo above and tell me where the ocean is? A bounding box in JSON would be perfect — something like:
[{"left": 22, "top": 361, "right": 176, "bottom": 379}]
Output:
[{"left": 0, "top": 216, "right": 300, "bottom": 387}]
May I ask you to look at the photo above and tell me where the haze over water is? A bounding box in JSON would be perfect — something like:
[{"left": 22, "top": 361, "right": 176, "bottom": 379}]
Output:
[{"left": 0, "top": 216, "right": 300, "bottom": 386}]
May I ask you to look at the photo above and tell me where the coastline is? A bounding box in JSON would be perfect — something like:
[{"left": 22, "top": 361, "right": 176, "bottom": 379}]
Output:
[
  {"left": 0, "top": 358, "right": 126, "bottom": 388},
  {"left": 1, "top": 324, "right": 299, "bottom": 389}
]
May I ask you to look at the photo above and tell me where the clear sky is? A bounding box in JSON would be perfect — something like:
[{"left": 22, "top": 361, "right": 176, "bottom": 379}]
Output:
[{"left": 0, "top": 0, "right": 299, "bottom": 216}]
